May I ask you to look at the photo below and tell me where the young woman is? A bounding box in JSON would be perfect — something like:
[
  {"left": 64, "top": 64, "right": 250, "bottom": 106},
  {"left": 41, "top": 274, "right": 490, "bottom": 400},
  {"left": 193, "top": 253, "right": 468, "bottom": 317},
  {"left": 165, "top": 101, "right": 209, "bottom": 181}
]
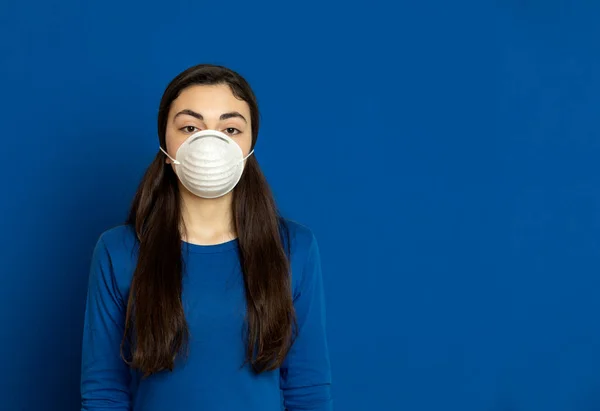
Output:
[{"left": 80, "top": 64, "right": 332, "bottom": 410}]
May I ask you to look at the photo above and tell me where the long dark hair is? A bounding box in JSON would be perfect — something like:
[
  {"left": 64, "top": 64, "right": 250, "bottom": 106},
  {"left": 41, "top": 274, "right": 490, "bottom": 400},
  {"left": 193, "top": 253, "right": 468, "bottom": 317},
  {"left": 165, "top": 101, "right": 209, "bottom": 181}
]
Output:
[{"left": 122, "top": 64, "right": 295, "bottom": 376}]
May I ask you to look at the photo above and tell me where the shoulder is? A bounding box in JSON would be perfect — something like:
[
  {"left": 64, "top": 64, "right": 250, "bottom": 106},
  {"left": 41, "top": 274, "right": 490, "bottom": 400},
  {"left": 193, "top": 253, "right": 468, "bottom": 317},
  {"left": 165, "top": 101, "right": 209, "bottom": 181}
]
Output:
[
  {"left": 93, "top": 224, "right": 138, "bottom": 298},
  {"left": 280, "top": 218, "right": 318, "bottom": 258},
  {"left": 279, "top": 218, "right": 322, "bottom": 297},
  {"left": 97, "top": 224, "right": 138, "bottom": 252}
]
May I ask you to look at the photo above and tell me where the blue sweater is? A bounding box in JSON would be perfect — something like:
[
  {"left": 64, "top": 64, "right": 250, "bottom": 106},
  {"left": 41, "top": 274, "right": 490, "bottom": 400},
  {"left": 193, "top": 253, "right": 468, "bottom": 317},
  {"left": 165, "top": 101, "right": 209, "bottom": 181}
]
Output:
[{"left": 80, "top": 220, "right": 332, "bottom": 411}]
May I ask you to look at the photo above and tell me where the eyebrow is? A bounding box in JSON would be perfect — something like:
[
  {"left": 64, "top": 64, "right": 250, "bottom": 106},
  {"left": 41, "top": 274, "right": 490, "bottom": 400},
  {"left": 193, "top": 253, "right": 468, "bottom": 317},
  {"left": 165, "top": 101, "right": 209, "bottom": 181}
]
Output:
[{"left": 173, "top": 109, "right": 247, "bottom": 123}]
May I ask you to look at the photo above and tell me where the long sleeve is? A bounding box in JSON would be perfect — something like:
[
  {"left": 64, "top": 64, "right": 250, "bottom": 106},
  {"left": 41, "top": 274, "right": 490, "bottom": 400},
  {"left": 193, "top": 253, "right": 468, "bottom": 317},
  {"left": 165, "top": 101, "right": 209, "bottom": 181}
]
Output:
[
  {"left": 280, "top": 234, "right": 333, "bottom": 411},
  {"left": 81, "top": 237, "right": 131, "bottom": 411}
]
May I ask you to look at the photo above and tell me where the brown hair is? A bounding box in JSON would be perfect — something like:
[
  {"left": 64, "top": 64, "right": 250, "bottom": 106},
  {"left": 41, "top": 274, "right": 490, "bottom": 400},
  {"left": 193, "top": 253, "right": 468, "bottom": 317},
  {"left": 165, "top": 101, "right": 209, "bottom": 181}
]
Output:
[{"left": 122, "top": 64, "right": 295, "bottom": 376}]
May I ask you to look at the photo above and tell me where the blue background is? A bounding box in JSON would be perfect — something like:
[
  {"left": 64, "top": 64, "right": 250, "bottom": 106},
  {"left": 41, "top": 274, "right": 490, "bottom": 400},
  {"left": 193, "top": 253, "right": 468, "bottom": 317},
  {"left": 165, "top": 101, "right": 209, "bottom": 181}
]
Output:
[{"left": 1, "top": 1, "right": 599, "bottom": 410}]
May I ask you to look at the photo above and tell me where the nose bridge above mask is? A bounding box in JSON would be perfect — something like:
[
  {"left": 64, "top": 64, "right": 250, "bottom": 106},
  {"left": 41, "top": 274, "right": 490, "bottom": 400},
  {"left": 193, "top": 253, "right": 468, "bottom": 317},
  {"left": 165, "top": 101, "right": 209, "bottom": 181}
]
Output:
[
  {"left": 189, "top": 133, "right": 230, "bottom": 145},
  {"left": 182, "top": 132, "right": 240, "bottom": 162},
  {"left": 159, "top": 129, "right": 253, "bottom": 167}
]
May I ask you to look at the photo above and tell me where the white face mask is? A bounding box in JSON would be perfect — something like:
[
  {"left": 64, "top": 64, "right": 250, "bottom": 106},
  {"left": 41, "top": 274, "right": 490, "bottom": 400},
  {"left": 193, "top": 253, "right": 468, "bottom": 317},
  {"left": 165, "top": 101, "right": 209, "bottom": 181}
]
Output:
[{"left": 160, "top": 130, "right": 254, "bottom": 199}]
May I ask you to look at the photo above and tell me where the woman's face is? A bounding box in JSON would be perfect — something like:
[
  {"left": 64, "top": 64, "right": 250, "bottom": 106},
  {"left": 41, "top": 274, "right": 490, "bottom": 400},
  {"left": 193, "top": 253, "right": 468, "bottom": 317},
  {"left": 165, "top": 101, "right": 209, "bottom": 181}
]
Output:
[{"left": 164, "top": 83, "right": 253, "bottom": 163}]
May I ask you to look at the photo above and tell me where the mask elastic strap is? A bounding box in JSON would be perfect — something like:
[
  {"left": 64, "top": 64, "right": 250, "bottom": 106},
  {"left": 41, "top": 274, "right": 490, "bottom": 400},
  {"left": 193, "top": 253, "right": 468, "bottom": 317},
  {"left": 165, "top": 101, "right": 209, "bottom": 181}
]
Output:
[
  {"left": 159, "top": 147, "right": 181, "bottom": 165},
  {"left": 243, "top": 150, "right": 254, "bottom": 161}
]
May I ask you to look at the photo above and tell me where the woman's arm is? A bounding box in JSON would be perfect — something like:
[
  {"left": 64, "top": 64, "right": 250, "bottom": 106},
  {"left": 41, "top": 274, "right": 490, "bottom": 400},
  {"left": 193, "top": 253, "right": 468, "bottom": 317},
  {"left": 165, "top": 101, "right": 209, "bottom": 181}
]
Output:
[
  {"left": 81, "top": 236, "right": 131, "bottom": 411},
  {"left": 280, "top": 234, "right": 333, "bottom": 411}
]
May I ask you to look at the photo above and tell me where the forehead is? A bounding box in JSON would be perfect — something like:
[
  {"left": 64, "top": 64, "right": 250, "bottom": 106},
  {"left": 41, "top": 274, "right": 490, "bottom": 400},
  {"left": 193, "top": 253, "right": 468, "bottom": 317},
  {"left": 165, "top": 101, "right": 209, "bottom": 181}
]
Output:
[{"left": 169, "top": 84, "right": 250, "bottom": 118}]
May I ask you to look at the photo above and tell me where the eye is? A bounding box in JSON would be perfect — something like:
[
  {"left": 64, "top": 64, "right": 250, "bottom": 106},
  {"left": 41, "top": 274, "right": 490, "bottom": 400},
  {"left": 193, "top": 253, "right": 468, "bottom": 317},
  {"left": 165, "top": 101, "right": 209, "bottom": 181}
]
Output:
[
  {"left": 224, "top": 127, "right": 241, "bottom": 136},
  {"left": 180, "top": 126, "right": 199, "bottom": 133}
]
